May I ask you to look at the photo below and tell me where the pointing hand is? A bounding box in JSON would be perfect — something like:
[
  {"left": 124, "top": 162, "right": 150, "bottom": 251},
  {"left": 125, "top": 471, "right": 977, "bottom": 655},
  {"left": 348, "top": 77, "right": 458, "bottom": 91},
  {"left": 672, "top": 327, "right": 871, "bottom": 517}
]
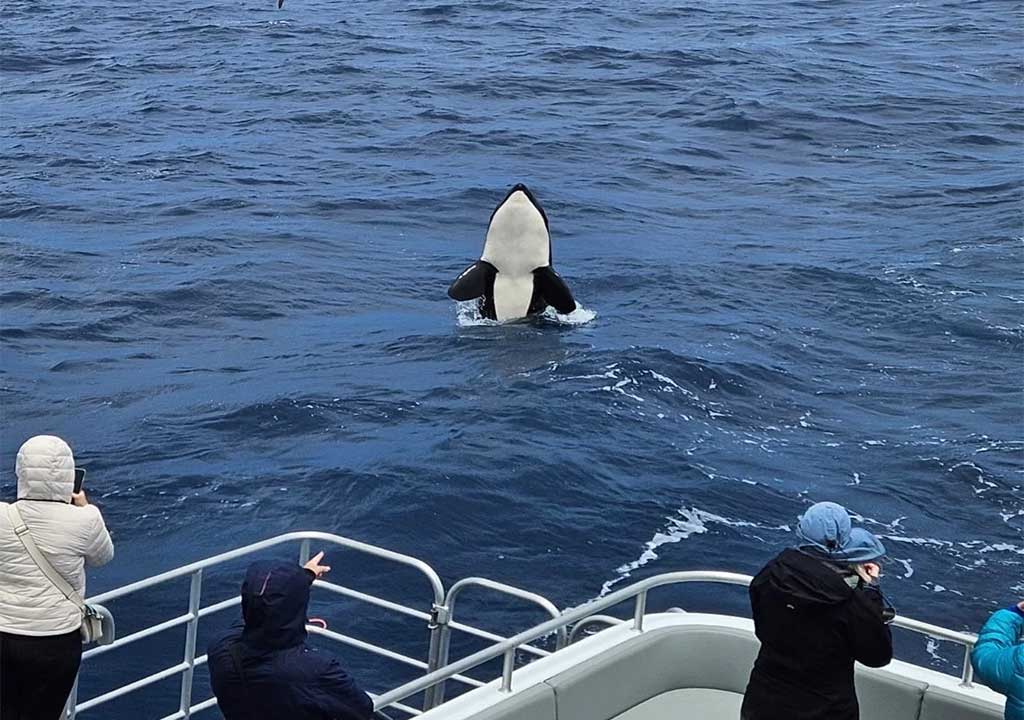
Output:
[{"left": 303, "top": 551, "right": 331, "bottom": 579}]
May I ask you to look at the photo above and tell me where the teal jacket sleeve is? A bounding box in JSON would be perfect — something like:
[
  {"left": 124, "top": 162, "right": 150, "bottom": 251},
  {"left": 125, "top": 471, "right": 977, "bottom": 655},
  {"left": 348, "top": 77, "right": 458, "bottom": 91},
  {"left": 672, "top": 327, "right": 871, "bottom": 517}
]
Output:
[{"left": 971, "top": 607, "right": 1024, "bottom": 698}]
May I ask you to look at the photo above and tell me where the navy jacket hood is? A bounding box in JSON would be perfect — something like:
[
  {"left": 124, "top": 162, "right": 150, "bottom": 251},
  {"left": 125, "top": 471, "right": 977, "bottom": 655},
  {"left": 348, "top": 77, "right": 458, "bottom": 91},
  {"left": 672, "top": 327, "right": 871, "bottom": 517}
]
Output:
[
  {"left": 241, "top": 560, "right": 314, "bottom": 650},
  {"left": 208, "top": 560, "right": 374, "bottom": 720}
]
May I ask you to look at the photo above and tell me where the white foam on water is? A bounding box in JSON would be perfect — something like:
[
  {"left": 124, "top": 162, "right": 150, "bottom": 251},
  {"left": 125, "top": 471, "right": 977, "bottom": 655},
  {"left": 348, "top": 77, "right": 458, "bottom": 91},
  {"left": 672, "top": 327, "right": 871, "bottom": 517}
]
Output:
[
  {"left": 600, "top": 507, "right": 713, "bottom": 596},
  {"left": 455, "top": 301, "right": 498, "bottom": 327},
  {"left": 925, "top": 638, "right": 948, "bottom": 664},
  {"left": 455, "top": 301, "right": 596, "bottom": 327},
  {"left": 979, "top": 542, "right": 1024, "bottom": 555},
  {"left": 599, "top": 506, "right": 789, "bottom": 596},
  {"left": 561, "top": 369, "right": 620, "bottom": 381},
  {"left": 598, "top": 376, "right": 645, "bottom": 403},
  {"left": 540, "top": 305, "right": 597, "bottom": 325},
  {"left": 946, "top": 461, "right": 1000, "bottom": 495},
  {"left": 883, "top": 535, "right": 955, "bottom": 549},
  {"left": 922, "top": 582, "right": 964, "bottom": 597},
  {"left": 648, "top": 370, "right": 699, "bottom": 399},
  {"left": 648, "top": 370, "right": 681, "bottom": 389},
  {"left": 884, "top": 534, "right": 1024, "bottom": 557},
  {"left": 892, "top": 557, "right": 914, "bottom": 578},
  {"left": 849, "top": 512, "right": 906, "bottom": 533},
  {"left": 579, "top": 367, "right": 652, "bottom": 405}
]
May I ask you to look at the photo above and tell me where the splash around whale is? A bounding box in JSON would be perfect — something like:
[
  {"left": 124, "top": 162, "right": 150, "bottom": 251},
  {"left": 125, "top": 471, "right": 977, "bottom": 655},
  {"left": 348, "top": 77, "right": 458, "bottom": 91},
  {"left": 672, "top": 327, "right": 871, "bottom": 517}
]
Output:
[{"left": 455, "top": 301, "right": 597, "bottom": 328}]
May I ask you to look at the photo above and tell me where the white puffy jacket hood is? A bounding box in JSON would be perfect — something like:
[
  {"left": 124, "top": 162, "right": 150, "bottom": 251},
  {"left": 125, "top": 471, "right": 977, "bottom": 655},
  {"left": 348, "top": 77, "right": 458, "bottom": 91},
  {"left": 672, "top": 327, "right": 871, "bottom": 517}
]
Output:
[
  {"left": 17, "top": 435, "right": 75, "bottom": 502},
  {"left": 1, "top": 436, "right": 114, "bottom": 636}
]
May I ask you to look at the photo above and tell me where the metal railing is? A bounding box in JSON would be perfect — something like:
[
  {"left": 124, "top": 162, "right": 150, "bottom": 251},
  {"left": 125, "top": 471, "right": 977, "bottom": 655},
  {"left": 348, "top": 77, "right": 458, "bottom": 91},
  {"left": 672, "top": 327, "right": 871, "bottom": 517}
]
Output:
[
  {"left": 566, "top": 614, "right": 624, "bottom": 644},
  {"left": 66, "top": 531, "right": 562, "bottom": 719},
  {"left": 68, "top": 536, "right": 981, "bottom": 719},
  {"left": 374, "top": 570, "right": 981, "bottom": 710},
  {"left": 428, "top": 576, "right": 568, "bottom": 706}
]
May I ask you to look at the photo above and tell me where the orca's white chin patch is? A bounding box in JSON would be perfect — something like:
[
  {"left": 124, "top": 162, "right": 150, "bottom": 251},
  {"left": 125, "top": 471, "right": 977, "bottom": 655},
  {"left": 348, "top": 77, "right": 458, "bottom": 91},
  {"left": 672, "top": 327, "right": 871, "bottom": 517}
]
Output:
[{"left": 481, "top": 190, "right": 550, "bottom": 276}]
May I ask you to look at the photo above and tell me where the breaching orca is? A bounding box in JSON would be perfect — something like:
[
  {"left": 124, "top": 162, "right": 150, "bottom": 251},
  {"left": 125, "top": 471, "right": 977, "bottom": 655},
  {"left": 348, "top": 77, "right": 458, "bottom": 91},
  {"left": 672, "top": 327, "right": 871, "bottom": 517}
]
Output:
[{"left": 448, "top": 184, "right": 577, "bottom": 322}]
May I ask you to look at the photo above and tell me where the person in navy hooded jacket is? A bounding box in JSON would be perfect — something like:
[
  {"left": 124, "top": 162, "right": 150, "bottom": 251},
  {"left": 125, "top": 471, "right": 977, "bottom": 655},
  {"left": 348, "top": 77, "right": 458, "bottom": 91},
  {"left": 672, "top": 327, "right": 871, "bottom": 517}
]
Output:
[{"left": 208, "top": 552, "right": 374, "bottom": 720}]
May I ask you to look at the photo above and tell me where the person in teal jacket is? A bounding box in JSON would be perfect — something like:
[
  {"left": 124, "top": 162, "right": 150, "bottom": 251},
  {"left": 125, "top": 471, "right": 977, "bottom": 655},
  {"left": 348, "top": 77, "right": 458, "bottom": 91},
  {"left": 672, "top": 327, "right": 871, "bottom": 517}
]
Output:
[{"left": 971, "top": 601, "right": 1024, "bottom": 720}]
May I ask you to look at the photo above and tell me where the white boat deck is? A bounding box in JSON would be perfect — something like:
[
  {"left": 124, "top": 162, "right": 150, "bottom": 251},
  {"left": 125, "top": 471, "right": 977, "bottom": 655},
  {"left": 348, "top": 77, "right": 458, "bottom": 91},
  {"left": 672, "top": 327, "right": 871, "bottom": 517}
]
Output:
[{"left": 415, "top": 613, "right": 1004, "bottom": 720}]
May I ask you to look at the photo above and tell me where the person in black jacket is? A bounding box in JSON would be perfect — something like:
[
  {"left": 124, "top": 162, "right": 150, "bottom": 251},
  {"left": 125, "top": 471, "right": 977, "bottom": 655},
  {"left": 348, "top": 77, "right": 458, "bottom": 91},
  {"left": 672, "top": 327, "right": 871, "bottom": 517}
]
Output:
[
  {"left": 208, "top": 552, "right": 374, "bottom": 720},
  {"left": 742, "top": 502, "right": 894, "bottom": 720}
]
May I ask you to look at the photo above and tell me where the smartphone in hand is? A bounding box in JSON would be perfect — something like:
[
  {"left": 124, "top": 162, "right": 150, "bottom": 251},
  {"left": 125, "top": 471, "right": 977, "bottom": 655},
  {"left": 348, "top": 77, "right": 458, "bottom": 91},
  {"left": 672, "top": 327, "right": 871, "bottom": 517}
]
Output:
[{"left": 73, "top": 468, "right": 86, "bottom": 494}]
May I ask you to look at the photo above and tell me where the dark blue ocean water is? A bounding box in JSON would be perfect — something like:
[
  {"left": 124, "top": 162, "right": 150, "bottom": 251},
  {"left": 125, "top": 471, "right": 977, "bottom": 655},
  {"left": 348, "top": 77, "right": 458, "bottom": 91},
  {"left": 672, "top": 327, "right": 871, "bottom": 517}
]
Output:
[{"left": 2, "top": 0, "right": 1022, "bottom": 716}]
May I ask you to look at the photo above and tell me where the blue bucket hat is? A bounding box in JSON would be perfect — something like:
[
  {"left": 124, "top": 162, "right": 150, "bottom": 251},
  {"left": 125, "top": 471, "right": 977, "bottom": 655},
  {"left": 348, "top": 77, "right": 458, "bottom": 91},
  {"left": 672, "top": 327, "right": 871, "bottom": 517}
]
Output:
[
  {"left": 843, "top": 528, "right": 887, "bottom": 563},
  {"left": 797, "top": 502, "right": 885, "bottom": 563}
]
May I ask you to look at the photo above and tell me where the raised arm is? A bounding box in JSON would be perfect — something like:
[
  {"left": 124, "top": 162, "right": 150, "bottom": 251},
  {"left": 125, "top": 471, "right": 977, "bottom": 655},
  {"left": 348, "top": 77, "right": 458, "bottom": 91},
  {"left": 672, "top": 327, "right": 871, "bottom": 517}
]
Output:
[
  {"left": 847, "top": 585, "right": 893, "bottom": 668},
  {"left": 82, "top": 503, "right": 114, "bottom": 567}
]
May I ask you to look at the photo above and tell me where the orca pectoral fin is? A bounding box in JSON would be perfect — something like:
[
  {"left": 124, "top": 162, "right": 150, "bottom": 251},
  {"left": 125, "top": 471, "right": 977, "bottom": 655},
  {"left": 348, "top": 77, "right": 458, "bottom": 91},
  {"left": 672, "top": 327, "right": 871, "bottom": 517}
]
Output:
[
  {"left": 448, "top": 261, "right": 495, "bottom": 301},
  {"left": 533, "top": 266, "right": 576, "bottom": 314}
]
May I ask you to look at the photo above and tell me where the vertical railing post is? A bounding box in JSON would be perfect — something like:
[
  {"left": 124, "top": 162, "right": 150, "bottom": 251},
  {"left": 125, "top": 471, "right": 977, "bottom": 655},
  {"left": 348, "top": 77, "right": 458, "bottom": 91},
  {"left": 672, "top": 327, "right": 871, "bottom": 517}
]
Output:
[
  {"left": 500, "top": 648, "right": 515, "bottom": 692},
  {"left": 633, "top": 590, "right": 648, "bottom": 631},
  {"left": 422, "top": 603, "right": 451, "bottom": 710},
  {"left": 65, "top": 676, "right": 79, "bottom": 719},
  {"left": 298, "top": 538, "right": 311, "bottom": 566},
  {"left": 960, "top": 646, "right": 974, "bottom": 687},
  {"left": 178, "top": 569, "right": 204, "bottom": 717}
]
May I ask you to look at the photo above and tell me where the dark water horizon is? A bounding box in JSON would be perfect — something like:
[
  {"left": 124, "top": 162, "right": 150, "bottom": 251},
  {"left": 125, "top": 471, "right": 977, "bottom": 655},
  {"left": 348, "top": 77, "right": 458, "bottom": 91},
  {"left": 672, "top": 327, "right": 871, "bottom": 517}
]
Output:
[{"left": 2, "top": 0, "right": 1022, "bottom": 716}]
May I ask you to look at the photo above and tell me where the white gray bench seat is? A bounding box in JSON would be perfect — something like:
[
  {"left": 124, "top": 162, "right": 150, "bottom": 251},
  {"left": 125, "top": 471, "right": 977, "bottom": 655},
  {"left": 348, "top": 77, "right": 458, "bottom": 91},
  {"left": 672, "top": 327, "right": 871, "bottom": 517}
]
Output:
[
  {"left": 422, "top": 615, "right": 1004, "bottom": 720},
  {"left": 615, "top": 689, "right": 743, "bottom": 720}
]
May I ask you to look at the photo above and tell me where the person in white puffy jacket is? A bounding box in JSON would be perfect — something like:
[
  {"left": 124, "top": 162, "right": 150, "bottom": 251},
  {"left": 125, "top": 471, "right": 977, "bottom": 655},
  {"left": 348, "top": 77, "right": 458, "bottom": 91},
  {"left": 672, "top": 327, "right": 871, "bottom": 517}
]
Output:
[{"left": 0, "top": 435, "right": 113, "bottom": 720}]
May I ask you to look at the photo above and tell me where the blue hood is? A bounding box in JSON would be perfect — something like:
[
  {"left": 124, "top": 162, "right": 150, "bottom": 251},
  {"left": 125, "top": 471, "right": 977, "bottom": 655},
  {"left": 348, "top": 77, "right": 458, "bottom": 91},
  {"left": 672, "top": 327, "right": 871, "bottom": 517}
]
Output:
[
  {"left": 240, "top": 561, "right": 313, "bottom": 650},
  {"left": 796, "top": 502, "right": 886, "bottom": 564}
]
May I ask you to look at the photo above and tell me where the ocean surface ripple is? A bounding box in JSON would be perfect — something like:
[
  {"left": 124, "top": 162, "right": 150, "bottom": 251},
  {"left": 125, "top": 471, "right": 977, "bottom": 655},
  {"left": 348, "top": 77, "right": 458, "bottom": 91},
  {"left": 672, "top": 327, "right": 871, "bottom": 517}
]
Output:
[{"left": 1, "top": 0, "right": 1021, "bottom": 714}]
